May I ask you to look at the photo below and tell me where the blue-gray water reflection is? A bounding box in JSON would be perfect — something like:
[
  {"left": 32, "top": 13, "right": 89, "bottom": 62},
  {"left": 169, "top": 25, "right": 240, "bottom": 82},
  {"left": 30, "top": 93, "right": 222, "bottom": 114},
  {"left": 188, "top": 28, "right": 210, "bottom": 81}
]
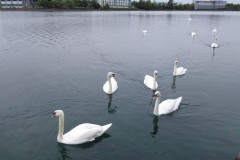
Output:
[{"left": 0, "top": 11, "right": 240, "bottom": 160}]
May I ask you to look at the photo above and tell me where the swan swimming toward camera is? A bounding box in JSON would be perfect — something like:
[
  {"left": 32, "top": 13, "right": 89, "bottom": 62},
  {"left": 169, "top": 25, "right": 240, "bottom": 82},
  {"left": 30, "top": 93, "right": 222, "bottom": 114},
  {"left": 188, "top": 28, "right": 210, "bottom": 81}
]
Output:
[
  {"left": 211, "top": 37, "right": 218, "bottom": 48},
  {"left": 152, "top": 91, "right": 182, "bottom": 116},
  {"left": 52, "top": 110, "right": 112, "bottom": 145},
  {"left": 144, "top": 70, "right": 158, "bottom": 90},
  {"left": 173, "top": 61, "right": 187, "bottom": 76},
  {"left": 103, "top": 72, "right": 118, "bottom": 94}
]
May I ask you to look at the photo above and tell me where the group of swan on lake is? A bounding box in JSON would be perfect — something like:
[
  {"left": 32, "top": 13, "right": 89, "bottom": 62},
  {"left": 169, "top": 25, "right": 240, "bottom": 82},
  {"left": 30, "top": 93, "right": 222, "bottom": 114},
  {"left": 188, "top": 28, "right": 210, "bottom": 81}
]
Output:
[
  {"left": 144, "top": 61, "right": 186, "bottom": 116},
  {"left": 190, "top": 27, "right": 219, "bottom": 48},
  {"left": 52, "top": 61, "right": 186, "bottom": 145}
]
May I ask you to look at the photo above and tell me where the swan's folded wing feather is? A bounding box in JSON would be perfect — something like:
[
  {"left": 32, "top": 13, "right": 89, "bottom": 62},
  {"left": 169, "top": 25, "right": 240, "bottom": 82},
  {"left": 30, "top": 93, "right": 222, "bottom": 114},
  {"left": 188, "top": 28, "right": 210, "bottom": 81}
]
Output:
[
  {"left": 103, "top": 81, "right": 109, "bottom": 93},
  {"left": 177, "top": 67, "right": 186, "bottom": 75},
  {"left": 158, "top": 99, "right": 176, "bottom": 115},
  {"left": 110, "top": 77, "right": 118, "bottom": 93},
  {"left": 144, "top": 75, "right": 158, "bottom": 89},
  {"left": 63, "top": 123, "right": 103, "bottom": 145}
]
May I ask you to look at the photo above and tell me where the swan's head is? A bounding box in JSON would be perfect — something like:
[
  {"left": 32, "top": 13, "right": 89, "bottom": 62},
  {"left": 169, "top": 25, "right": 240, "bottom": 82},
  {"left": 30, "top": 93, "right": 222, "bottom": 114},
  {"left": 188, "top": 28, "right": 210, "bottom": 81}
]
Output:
[
  {"left": 153, "top": 91, "right": 161, "bottom": 99},
  {"left": 107, "top": 72, "right": 116, "bottom": 78},
  {"left": 52, "top": 110, "right": 64, "bottom": 118},
  {"left": 154, "top": 70, "right": 158, "bottom": 76},
  {"left": 175, "top": 61, "right": 178, "bottom": 64}
]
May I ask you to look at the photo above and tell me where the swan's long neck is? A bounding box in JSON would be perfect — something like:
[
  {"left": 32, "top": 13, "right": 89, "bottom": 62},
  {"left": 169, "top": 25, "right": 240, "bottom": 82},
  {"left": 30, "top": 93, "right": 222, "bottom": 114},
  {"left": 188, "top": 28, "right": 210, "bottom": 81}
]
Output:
[
  {"left": 57, "top": 114, "right": 64, "bottom": 142},
  {"left": 153, "top": 74, "right": 157, "bottom": 89},
  {"left": 107, "top": 76, "right": 112, "bottom": 93},
  {"left": 173, "top": 63, "right": 177, "bottom": 75},
  {"left": 153, "top": 96, "right": 160, "bottom": 115}
]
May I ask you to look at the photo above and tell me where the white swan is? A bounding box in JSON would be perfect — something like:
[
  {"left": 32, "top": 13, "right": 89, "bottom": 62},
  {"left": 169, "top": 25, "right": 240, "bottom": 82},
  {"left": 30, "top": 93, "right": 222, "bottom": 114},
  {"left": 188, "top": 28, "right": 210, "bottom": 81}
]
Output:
[
  {"left": 188, "top": 17, "right": 192, "bottom": 21},
  {"left": 144, "top": 70, "right": 158, "bottom": 90},
  {"left": 191, "top": 29, "right": 197, "bottom": 37},
  {"left": 142, "top": 28, "right": 147, "bottom": 33},
  {"left": 173, "top": 61, "right": 187, "bottom": 76},
  {"left": 211, "top": 37, "right": 218, "bottom": 48},
  {"left": 103, "top": 72, "right": 118, "bottom": 94},
  {"left": 213, "top": 27, "right": 217, "bottom": 36},
  {"left": 52, "top": 110, "right": 112, "bottom": 145},
  {"left": 152, "top": 91, "right": 182, "bottom": 116}
]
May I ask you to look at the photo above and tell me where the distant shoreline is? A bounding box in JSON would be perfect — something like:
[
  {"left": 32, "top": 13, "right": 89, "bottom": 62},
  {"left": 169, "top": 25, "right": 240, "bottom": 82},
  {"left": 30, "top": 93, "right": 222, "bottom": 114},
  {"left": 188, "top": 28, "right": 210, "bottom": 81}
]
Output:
[{"left": 0, "top": 8, "right": 239, "bottom": 12}]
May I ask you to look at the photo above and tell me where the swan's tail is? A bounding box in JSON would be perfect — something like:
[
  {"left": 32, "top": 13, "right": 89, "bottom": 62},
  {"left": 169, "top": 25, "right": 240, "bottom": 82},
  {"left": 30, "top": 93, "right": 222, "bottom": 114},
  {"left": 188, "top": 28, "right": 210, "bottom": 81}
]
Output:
[
  {"left": 183, "top": 69, "right": 187, "bottom": 74},
  {"left": 175, "top": 97, "right": 182, "bottom": 110},
  {"left": 102, "top": 123, "right": 112, "bottom": 133}
]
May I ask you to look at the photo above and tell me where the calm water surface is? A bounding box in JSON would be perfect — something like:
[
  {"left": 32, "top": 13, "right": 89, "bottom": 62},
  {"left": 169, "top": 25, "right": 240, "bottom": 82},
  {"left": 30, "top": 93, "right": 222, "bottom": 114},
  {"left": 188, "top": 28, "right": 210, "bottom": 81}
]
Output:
[{"left": 0, "top": 11, "right": 240, "bottom": 160}]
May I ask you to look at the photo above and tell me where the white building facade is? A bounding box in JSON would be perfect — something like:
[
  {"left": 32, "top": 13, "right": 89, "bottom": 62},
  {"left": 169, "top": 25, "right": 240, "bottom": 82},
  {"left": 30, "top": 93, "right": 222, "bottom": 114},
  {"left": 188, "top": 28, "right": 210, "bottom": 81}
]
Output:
[
  {"left": 1, "top": 0, "right": 23, "bottom": 8},
  {"left": 194, "top": 0, "right": 227, "bottom": 10},
  {"left": 98, "top": 0, "right": 131, "bottom": 8}
]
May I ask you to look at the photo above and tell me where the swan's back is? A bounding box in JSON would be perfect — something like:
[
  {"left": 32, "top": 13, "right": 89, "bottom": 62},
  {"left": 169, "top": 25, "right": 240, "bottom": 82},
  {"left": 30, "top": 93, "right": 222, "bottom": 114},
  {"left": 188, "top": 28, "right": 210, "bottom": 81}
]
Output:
[
  {"left": 61, "top": 123, "right": 112, "bottom": 145},
  {"left": 174, "top": 67, "right": 187, "bottom": 76},
  {"left": 144, "top": 75, "right": 158, "bottom": 90},
  {"left": 158, "top": 97, "right": 182, "bottom": 115},
  {"left": 103, "top": 78, "right": 118, "bottom": 94},
  {"left": 211, "top": 43, "right": 218, "bottom": 48}
]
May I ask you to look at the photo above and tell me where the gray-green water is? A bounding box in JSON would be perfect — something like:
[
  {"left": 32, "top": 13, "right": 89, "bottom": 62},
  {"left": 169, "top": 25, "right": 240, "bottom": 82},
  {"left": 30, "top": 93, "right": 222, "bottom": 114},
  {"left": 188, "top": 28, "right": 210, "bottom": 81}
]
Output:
[{"left": 0, "top": 11, "right": 240, "bottom": 160}]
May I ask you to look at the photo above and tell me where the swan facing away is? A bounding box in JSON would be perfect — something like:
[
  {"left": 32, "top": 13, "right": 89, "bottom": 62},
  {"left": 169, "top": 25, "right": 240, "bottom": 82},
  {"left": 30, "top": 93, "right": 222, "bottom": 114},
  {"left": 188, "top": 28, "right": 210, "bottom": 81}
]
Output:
[
  {"left": 144, "top": 70, "right": 158, "bottom": 90},
  {"left": 173, "top": 61, "right": 187, "bottom": 76},
  {"left": 211, "top": 37, "right": 218, "bottom": 48},
  {"left": 103, "top": 72, "right": 118, "bottom": 94},
  {"left": 191, "top": 30, "right": 197, "bottom": 37},
  {"left": 213, "top": 27, "right": 217, "bottom": 36},
  {"left": 52, "top": 110, "right": 112, "bottom": 145},
  {"left": 152, "top": 91, "right": 182, "bottom": 116}
]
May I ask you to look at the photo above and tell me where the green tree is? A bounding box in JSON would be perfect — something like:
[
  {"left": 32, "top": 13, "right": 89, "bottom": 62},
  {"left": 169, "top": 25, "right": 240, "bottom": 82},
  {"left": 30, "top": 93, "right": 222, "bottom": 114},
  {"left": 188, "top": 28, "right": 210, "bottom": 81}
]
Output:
[{"left": 89, "top": 0, "right": 100, "bottom": 9}]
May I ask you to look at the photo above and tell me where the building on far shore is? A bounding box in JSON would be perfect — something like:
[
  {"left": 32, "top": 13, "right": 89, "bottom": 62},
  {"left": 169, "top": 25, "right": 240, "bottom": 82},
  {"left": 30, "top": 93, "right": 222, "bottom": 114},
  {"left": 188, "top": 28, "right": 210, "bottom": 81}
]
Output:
[
  {"left": 193, "top": 0, "right": 227, "bottom": 10},
  {"left": 98, "top": 0, "right": 131, "bottom": 8},
  {"left": 0, "top": 0, "right": 33, "bottom": 8}
]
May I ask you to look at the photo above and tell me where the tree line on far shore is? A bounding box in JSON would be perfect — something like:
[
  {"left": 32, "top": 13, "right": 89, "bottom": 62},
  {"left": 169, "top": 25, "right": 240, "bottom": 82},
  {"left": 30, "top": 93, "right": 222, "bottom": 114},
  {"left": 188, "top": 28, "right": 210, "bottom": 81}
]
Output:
[
  {"left": 36, "top": 0, "right": 240, "bottom": 11},
  {"left": 37, "top": 0, "right": 108, "bottom": 9}
]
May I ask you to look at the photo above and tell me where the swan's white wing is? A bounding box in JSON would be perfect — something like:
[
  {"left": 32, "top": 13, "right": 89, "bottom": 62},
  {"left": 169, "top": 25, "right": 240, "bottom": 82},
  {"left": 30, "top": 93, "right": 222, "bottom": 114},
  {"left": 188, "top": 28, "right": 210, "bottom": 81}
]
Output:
[
  {"left": 158, "top": 97, "right": 182, "bottom": 115},
  {"left": 110, "top": 77, "right": 118, "bottom": 93},
  {"left": 103, "top": 81, "right": 109, "bottom": 93},
  {"left": 62, "top": 123, "right": 103, "bottom": 145},
  {"left": 176, "top": 67, "right": 187, "bottom": 76},
  {"left": 144, "top": 75, "right": 158, "bottom": 89},
  {"left": 211, "top": 43, "right": 218, "bottom": 48},
  {"left": 103, "top": 78, "right": 118, "bottom": 94}
]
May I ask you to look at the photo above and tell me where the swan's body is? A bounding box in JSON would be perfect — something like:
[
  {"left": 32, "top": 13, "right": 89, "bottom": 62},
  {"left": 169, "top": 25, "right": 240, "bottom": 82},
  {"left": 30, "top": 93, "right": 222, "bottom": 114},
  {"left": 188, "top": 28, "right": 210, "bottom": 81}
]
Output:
[
  {"left": 213, "top": 27, "right": 217, "bottom": 36},
  {"left": 191, "top": 30, "right": 197, "bottom": 37},
  {"left": 52, "top": 110, "right": 112, "bottom": 145},
  {"left": 153, "top": 91, "right": 182, "bottom": 116},
  {"left": 211, "top": 37, "right": 218, "bottom": 48},
  {"left": 142, "top": 28, "right": 147, "bottom": 33},
  {"left": 188, "top": 17, "right": 192, "bottom": 21},
  {"left": 144, "top": 70, "right": 158, "bottom": 90},
  {"left": 103, "top": 72, "right": 118, "bottom": 94},
  {"left": 173, "top": 61, "right": 187, "bottom": 76}
]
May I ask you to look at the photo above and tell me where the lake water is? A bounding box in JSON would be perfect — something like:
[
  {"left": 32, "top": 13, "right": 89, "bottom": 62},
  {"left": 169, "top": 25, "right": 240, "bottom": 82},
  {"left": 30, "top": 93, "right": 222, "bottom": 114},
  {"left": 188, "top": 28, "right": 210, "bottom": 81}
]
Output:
[{"left": 0, "top": 10, "right": 240, "bottom": 160}]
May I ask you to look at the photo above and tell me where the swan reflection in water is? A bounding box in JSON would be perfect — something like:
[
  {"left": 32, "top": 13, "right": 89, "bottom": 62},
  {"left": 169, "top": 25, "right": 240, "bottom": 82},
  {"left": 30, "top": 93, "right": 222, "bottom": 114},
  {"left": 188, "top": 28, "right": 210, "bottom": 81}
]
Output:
[
  {"left": 58, "top": 143, "right": 72, "bottom": 160},
  {"left": 107, "top": 94, "right": 117, "bottom": 114},
  {"left": 58, "top": 133, "right": 111, "bottom": 159},
  {"left": 171, "top": 76, "right": 177, "bottom": 90},
  {"left": 211, "top": 48, "right": 216, "bottom": 61},
  {"left": 150, "top": 116, "right": 159, "bottom": 138}
]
